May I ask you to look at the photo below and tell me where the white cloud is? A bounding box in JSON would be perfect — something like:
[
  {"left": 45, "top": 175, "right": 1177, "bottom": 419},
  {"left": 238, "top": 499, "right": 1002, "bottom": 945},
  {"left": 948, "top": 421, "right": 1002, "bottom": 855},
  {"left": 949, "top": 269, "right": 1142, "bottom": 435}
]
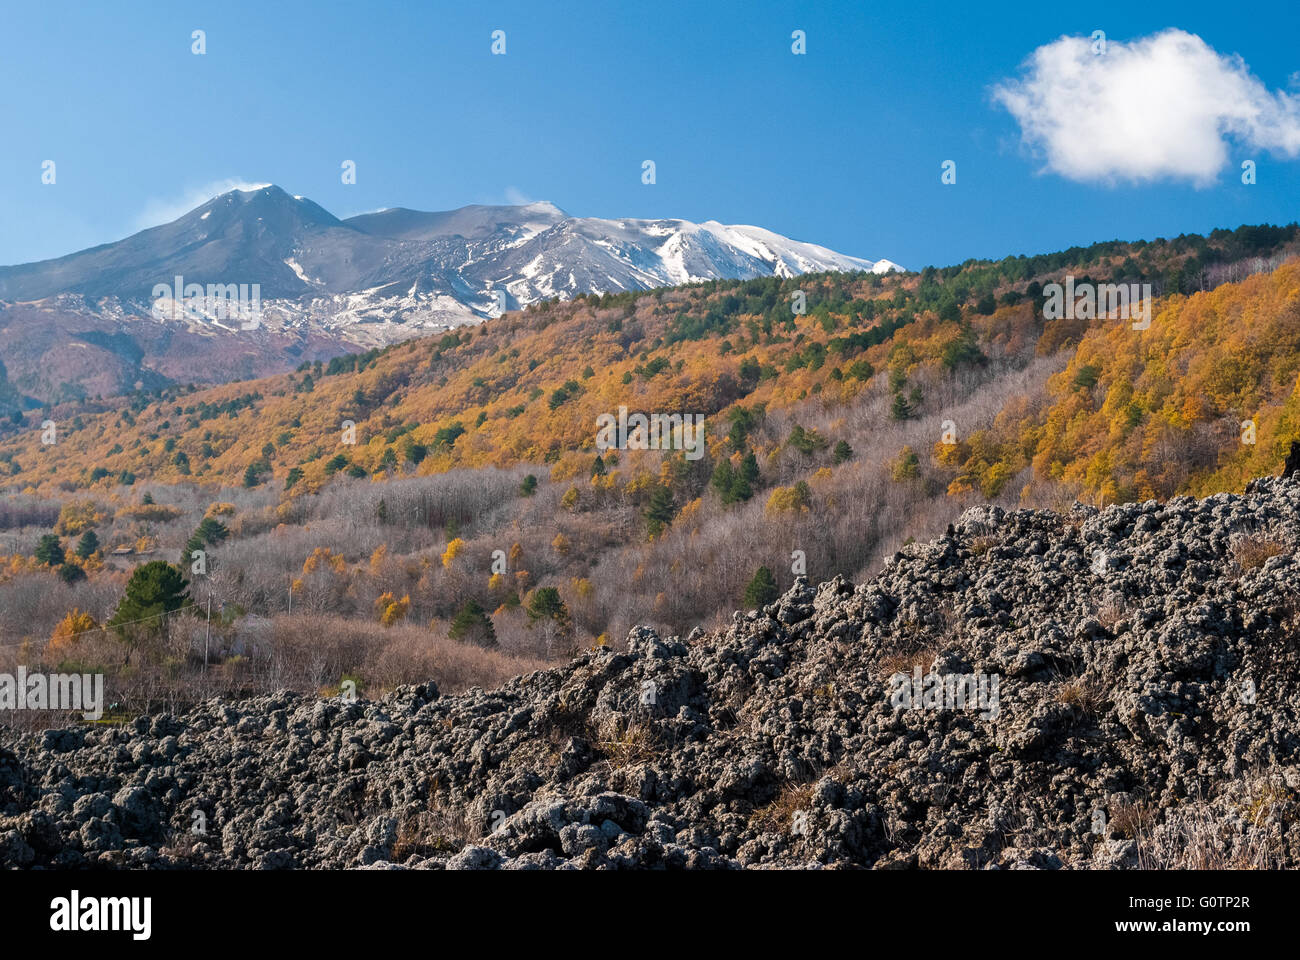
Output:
[
  {"left": 993, "top": 29, "right": 1300, "bottom": 186},
  {"left": 132, "top": 179, "right": 272, "bottom": 231}
]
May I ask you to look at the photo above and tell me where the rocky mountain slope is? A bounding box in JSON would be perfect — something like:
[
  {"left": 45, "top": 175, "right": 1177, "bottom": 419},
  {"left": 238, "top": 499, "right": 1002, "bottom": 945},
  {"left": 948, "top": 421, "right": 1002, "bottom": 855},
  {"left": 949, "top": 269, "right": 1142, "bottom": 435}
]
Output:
[
  {"left": 0, "top": 186, "right": 898, "bottom": 306},
  {"left": 4, "top": 473, "right": 1300, "bottom": 869},
  {"left": 0, "top": 186, "right": 898, "bottom": 404}
]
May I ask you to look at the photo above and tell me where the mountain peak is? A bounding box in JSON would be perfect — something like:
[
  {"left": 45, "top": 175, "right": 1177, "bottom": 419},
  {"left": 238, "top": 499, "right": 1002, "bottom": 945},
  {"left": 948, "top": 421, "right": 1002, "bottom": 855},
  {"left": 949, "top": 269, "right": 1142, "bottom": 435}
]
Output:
[
  {"left": 516, "top": 200, "right": 566, "bottom": 217},
  {"left": 0, "top": 189, "right": 898, "bottom": 309},
  {"left": 196, "top": 184, "right": 341, "bottom": 228},
  {"left": 199, "top": 183, "right": 287, "bottom": 208},
  {"left": 220, "top": 182, "right": 275, "bottom": 196}
]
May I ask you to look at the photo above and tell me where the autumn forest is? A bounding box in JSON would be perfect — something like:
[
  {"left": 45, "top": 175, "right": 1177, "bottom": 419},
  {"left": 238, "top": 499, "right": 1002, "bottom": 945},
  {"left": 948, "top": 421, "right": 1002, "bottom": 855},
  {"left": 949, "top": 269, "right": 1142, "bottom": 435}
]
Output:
[{"left": 2, "top": 222, "right": 1298, "bottom": 724}]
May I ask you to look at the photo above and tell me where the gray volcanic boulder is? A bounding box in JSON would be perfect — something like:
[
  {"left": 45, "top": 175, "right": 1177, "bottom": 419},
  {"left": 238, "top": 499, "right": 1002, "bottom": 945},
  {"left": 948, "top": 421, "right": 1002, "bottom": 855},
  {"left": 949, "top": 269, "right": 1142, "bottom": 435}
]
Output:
[{"left": 5, "top": 478, "right": 1300, "bottom": 869}]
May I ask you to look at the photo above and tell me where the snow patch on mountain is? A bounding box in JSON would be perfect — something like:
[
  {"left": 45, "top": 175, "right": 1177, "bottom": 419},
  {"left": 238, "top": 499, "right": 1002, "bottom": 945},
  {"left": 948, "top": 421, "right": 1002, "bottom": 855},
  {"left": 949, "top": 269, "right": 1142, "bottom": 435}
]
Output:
[
  {"left": 0, "top": 186, "right": 903, "bottom": 343},
  {"left": 283, "top": 257, "right": 321, "bottom": 287}
]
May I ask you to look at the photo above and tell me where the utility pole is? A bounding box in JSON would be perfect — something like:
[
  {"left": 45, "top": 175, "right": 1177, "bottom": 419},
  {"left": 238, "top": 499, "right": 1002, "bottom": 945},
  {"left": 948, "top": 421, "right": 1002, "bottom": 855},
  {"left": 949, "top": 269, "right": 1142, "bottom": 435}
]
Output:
[{"left": 204, "top": 593, "right": 212, "bottom": 671}]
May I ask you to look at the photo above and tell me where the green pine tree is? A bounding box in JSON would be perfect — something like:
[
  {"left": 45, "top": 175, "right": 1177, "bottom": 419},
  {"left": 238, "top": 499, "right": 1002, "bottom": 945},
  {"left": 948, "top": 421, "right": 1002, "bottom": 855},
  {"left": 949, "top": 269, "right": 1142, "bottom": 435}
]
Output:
[
  {"left": 108, "top": 561, "right": 191, "bottom": 659},
  {"left": 449, "top": 598, "right": 497, "bottom": 648},
  {"left": 743, "top": 566, "right": 779, "bottom": 609},
  {"left": 34, "top": 534, "right": 64, "bottom": 567},
  {"left": 525, "top": 587, "right": 567, "bottom": 625},
  {"left": 195, "top": 517, "right": 229, "bottom": 544},
  {"left": 524, "top": 587, "right": 573, "bottom": 653},
  {"left": 734, "top": 451, "right": 760, "bottom": 501},
  {"left": 75, "top": 529, "right": 99, "bottom": 559},
  {"left": 644, "top": 484, "right": 675, "bottom": 537},
  {"left": 710, "top": 459, "right": 736, "bottom": 504}
]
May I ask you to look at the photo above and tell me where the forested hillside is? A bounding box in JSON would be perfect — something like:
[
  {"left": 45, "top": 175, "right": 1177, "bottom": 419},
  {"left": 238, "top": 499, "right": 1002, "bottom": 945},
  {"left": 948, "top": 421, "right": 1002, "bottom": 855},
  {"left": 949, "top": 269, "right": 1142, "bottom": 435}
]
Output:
[{"left": 1, "top": 222, "right": 1297, "bottom": 719}]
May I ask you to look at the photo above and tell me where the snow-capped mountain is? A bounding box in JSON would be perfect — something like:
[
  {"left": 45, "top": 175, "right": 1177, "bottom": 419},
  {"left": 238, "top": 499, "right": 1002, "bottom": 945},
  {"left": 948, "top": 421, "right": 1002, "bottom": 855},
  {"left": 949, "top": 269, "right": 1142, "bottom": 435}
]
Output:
[
  {"left": 0, "top": 185, "right": 900, "bottom": 316},
  {"left": 0, "top": 186, "right": 902, "bottom": 402}
]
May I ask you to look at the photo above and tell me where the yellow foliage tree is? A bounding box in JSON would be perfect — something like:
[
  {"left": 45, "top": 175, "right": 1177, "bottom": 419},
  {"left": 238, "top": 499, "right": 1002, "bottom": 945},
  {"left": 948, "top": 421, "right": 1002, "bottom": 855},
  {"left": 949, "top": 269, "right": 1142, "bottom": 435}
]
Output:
[
  {"left": 49, "top": 609, "right": 99, "bottom": 659},
  {"left": 441, "top": 537, "right": 466, "bottom": 568},
  {"left": 54, "top": 500, "right": 105, "bottom": 536},
  {"left": 380, "top": 594, "right": 410, "bottom": 626},
  {"left": 302, "top": 547, "right": 346, "bottom": 575},
  {"left": 765, "top": 482, "right": 811, "bottom": 514}
]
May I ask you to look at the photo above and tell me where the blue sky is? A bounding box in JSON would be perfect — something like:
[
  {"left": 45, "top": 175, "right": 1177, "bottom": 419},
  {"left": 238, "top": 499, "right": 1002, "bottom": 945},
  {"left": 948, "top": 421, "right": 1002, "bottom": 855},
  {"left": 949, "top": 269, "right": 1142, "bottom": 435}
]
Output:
[{"left": 1, "top": 0, "right": 1297, "bottom": 270}]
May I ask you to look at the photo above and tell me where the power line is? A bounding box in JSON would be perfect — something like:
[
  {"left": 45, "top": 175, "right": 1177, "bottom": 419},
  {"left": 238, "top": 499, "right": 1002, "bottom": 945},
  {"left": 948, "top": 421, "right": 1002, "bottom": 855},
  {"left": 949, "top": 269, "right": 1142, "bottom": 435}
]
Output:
[{"left": 0, "top": 602, "right": 198, "bottom": 650}]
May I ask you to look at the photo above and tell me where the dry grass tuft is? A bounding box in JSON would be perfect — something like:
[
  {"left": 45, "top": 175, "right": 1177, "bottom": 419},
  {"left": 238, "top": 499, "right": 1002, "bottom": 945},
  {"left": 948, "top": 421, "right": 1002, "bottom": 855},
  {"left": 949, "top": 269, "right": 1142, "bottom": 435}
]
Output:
[
  {"left": 1058, "top": 676, "right": 1108, "bottom": 717},
  {"left": 596, "top": 717, "right": 662, "bottom": 769},
  {"left": 391, "top": 804, "right": 474, "bottom": 861},
  {"left": 1134, "top": 771, "right": 1298, "bottom": 869},
  {"left": 1232, "top": 534, "right": 1286, "bottom": 571},
  {"left": 1095, "top": 597, "right": 1130, "bottom": 630},
  {"left": 878, "top": 644, "right": 941, "bottom": 679},
  {"left": 158, "top": 831, "right": 204, "bottom": 861},
  {"left": 750, "top": 782, "right": 817, "bottom": 833},
  {"left": 1108, "top": 798, "right": 1154, "bottom": 839}
]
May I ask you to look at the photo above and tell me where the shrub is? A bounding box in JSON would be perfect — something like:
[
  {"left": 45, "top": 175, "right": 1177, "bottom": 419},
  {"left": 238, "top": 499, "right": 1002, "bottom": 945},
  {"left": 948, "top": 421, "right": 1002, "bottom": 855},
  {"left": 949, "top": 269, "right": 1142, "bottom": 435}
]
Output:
[
  {"left": 448, "top": 599, "right": 497, "bottom": 648},
  {"left": 743, "top": 566, "right": 779, "bottom": 609},
  {"left": 891, "top": 446, "right": 920, "bottom": 482}
]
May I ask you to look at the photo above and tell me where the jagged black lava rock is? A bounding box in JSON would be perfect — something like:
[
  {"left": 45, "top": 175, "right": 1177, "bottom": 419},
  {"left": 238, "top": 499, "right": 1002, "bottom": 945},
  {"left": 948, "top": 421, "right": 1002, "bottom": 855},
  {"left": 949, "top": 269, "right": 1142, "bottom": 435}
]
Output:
[{"left": 5, "top": 477, "right": 1300, "bottom": 869}]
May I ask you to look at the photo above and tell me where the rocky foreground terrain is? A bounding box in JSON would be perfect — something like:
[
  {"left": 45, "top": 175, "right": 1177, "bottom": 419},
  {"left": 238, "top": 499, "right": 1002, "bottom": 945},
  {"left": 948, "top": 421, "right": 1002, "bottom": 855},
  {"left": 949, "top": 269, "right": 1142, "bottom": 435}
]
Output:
[{"left": 4, "top": 475, "right": 1300, "bottom": 869}]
